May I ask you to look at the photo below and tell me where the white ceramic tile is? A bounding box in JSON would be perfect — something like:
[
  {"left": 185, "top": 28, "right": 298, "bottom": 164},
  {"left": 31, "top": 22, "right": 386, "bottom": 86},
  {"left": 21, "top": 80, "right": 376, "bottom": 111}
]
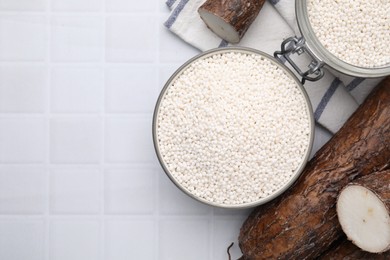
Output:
[
  {"left": 51, "top": 67, "right": 103, "bottom": 113},
  {"left": 106, "top": 0, "right": 155, "bottom": 12},
  {"left": 52, "top": 0, "right": 102, "bottom": 12},
  {"left": 106, "top": 66, "right": 158, "bottom": 113},
  {"left": 213, "top": 217, "right": 247, "bottom": 260},
  {"left": 106, "top": 16, "right": 157, "bottom": 62},
  {"left": 0, "top": 167, "right": 45, "bottom": 214},
  {"left": 0, "top": 118, "right": 46, "bottom": 163},
  {"left": 50, "top": 168, "right": 101, "bottom": 214},
  {"left": 159, "top": 22, "right": 199, "bottom": 63},
  {"left": 213, "top": 207, "right": 252, "bottom": 216},
  {"left": 0, "top": 220, "right": 44, "bottom": 260},
  {"left": 51, "top": 16, "right": 103, "bottom": 62},
  {"left": 105, "top": 117, "right": 154, "bottom": 163},
  {"left": 105, "top": 219, "right": 155, "bottom": 260},
  {"left": 0, "top": 65, "right": 46, "bottom": 113},
  {"left": 159, "top": 170, "right": 212, "bottom": 215},
  {"left": 50, "top": 220, "right": 100, "bottom": 260},
  {"left": 0, "top": 15, "right": 47, "bottom": 61},
  {"left": 50, "top": 118, "right": 102, "bottom": 163},
  {"left": 158, "top": 64, "right": 181, "bottom": 90},
  {"left": 0, "top": 0, "right": 46, "bottom": 11},
  {"left": 159, "top": 219, "right": 210, "bottom": 260},
  {"left": 105, "top": 167, "right": 155, "bottom": 214},
  {"left": 159, "top": 0, "right": 174, "bottom": 13}
]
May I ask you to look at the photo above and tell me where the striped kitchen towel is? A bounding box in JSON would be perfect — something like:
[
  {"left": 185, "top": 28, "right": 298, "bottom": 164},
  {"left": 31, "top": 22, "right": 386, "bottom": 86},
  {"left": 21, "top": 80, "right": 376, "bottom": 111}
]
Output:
[{"left": 163, "top": 0, "right": 380, "bottom": 134}]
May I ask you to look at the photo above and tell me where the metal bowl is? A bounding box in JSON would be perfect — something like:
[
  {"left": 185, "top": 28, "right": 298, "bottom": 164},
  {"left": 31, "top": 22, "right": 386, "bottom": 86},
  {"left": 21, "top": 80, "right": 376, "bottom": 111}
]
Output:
[{"left": 153, "top": 47, "right": 315, "bottom": 209}]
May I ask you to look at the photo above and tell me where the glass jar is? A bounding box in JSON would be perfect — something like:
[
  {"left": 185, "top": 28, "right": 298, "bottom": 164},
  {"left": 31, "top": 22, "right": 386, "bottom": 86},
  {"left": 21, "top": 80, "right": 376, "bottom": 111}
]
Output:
[{"left": 275, "top": 0, "right": 390, "bottom": 83}]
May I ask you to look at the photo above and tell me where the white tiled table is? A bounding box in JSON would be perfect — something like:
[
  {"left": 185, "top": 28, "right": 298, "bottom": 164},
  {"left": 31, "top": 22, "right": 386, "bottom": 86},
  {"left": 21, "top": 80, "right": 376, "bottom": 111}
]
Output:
[{"left": 0, "top": 1, "right": 333, "bottom": 259}]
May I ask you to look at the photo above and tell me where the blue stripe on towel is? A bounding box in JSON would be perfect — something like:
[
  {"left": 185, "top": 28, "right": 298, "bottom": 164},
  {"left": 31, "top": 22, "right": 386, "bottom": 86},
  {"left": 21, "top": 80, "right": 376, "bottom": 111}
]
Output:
[
  {"left": 314, "top": 78, "right": 341, "bottom": 121},
  {"left": 269, "top": 0, "right": 281, "bottom": 5},
  {"left": 345, "top": 77, "right": 365, "bottom": 92},
  {"left": 218, "top": 40, "right": 229, "bottom": 48},
  {"left": 166, "top": 0, "right": 176, "bottom": 8},
  {"left": 164, "top": 0, "right": 190, "bottom": 29}
]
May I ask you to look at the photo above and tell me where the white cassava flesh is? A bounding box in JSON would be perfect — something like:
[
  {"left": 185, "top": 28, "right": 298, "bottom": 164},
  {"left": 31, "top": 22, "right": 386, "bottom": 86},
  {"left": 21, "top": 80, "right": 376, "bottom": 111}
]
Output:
[
  {"left": 337, "top": 185, "right": 390, "bottom": 253},
  {"left": 198, "top": 10, "right": 240, "bottom": 43},
  {"left": 198, "top": 0, "right": 266, "bottom": 43}
]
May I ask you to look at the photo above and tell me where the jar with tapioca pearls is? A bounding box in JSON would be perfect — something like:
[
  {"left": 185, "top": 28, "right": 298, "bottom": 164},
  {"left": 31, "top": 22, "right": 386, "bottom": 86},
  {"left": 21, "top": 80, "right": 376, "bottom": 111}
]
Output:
[{"left": 279, "top": 0, "right": 390, "bottom": 82}]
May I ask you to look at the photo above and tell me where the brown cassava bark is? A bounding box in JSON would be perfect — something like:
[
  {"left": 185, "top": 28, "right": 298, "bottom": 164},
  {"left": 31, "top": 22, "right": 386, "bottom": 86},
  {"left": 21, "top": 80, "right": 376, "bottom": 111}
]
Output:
[
  {"left": 319, "top": 238, "right": 390, "bottom": 260},
  {"left": 341, "top": 170, "right": 390, "bottom": 211},
  {"left": 238, "top": 77, "right": 390, "bottom": 259},
  {"left": 198, "top": 0, "right": 266, "bottom": 43}
]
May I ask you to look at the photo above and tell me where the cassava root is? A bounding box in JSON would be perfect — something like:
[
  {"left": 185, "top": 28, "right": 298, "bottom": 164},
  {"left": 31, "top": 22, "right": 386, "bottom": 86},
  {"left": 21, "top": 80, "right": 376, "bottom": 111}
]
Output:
[
  {"left": 198, "top": 0, "right": 266, "bottom": 43},
  {"left": 238, "top": 77, "right": 390, "bottom": 259}
]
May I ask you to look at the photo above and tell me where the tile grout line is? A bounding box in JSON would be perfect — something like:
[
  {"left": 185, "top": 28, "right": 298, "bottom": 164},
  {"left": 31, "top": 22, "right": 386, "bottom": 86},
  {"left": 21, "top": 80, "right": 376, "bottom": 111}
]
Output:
[
  {"left": 0, "top": 213, "right": 161, "bottom": 220},
  {"left": 155, "top": 2, "right": 161, "bottom": 259},
  {"left": 45, "top": 0, "right": 52, "bottom": 259},
  {"left": 210, "top": 207, "right": 215, "bottom": 260},
  {"left": 0, "top": 162, "right": 157, "bottom": 167},
  {"left": 0, "top": 10, "right": 157, "bottom": 15},
  {"left": 0, "top": 61, "right": 181, "bottom": 66},
  {"left": 0, "top": 214, "right": 179, "bottom": 220},
  {"left": 0, "top": 112, "right": 153, "bottom": 117},
  {"left": 155, "top": 170, "right": 160, "bottom": 260},
  {"left": 100, "top": 1, "right": 107, "bottom": 259}
]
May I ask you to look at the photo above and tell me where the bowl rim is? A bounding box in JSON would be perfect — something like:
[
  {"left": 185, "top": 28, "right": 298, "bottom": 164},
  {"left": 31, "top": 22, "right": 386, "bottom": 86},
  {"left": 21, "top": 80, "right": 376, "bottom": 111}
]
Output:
[{"left": 152, "top": 47, "right": 315, "bottom": 209}]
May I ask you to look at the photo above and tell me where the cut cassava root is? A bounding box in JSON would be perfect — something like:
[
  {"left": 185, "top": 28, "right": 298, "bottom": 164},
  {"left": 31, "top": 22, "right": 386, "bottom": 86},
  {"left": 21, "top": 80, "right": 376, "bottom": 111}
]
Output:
[
  {"left": 198, "top": 0, "right": 266, "bottom": 43},
  {"left": 337, "top": 170, "right": 390, "bottom": 253},
  {"left": 238, "top": 76, "right": 390, "bottom": 259}
]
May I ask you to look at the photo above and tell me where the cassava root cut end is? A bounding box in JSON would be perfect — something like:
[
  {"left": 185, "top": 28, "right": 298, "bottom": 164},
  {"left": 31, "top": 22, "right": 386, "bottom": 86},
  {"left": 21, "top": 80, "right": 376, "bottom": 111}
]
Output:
[
  {"left": 337, "top": 170, "right": 390, "bottom": 253},
  {"left": 198, "top": 0, "right": 266, "bottom": 43}
]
